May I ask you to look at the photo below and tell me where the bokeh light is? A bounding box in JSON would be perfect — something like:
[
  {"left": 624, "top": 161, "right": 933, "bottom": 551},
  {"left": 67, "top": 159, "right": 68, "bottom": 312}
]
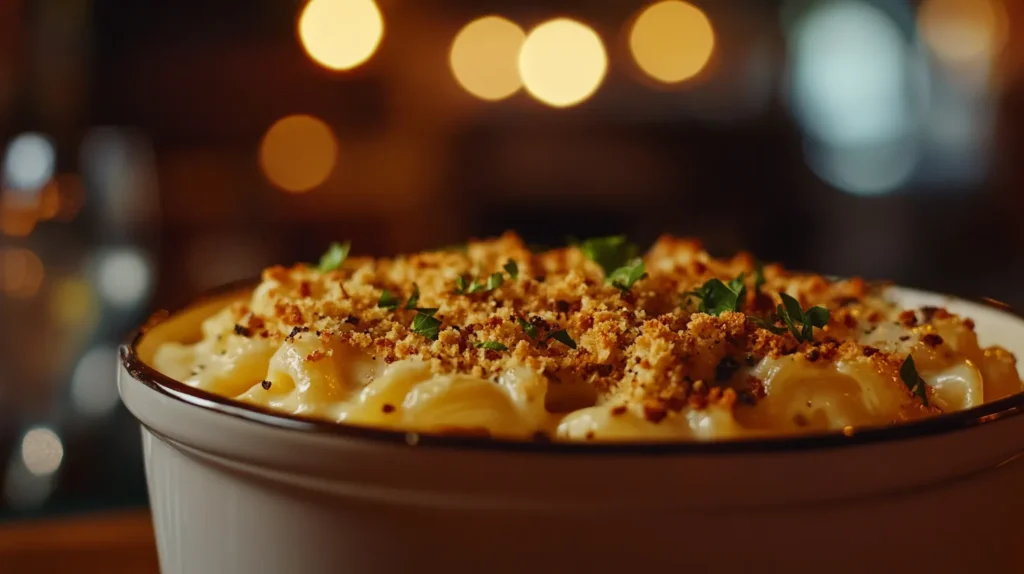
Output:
[
  {"left": 789, "top": 0, "right": 911, "bottom": 148},
  {"left": 95, "top": 247, "right": 151, "bottom": 308},
  {"left": 0, "top": 204, "right": 37, "bottom": 237},
  {"left": 450, "top": 16, "right": 526, "bottom": 101},
  {"left": 298, "top": 0, "right": 384, "bottom": 71},
  {"left": 1, "top": 247, "right": 44, "bottom": 299},
  {"left": 918, "top": 0, "right": 1008, "bottom": 66},
  {"left": 20, "top": 427, "right": 63, "bottom": 477},
  {"left": 518, "top": 18, "right": 608, "bottom": 108},
  {"left": 71, "top": 346, "right": 120, "bottom": 417},
  {"left": 3, "top": 133, "right": 55, "bottom": 193},
  {"left": 260, "top": 115, "right": 339, "bottom": 193},
  {"left": 629, "top": 1, "right": 715, "bottom": 84},
  {"left": 50, "top": 276, "right": 97, "bottom": 328}
]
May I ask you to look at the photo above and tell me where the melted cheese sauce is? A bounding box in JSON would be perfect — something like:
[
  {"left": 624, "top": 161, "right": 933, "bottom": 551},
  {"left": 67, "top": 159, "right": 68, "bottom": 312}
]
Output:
[{"left": 152, "top": 302, "right": 1024, "bottom": 442}]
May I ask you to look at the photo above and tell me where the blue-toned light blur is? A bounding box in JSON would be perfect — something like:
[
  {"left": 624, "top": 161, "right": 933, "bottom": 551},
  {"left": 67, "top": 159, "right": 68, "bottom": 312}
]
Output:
[
  {"left": 787, "top": 0, "right": 927, "bottom": 195},
  {"left": 789, "top": 1, "right": 912, "bottom": 147},
  {"left": 2, "top": 133, "right": 55, "bottom": 194},
  {"left": 93, "top": 246, "right": 151, "bottom": 308},
  {"left": 71, "top": 346, "right": 120, "bottom": 417}
]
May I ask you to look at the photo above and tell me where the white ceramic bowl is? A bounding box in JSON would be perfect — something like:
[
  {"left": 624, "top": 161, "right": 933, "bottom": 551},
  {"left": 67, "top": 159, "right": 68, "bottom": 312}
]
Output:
[{"left": 119, "top": 284, "right": 1024, "bottom": 574}]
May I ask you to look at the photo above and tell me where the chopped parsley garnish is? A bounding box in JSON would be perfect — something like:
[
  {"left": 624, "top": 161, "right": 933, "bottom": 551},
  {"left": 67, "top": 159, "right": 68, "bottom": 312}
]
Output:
[
  {"left": 317, "top": 241, "right": 351, "bottom": 273},
  {"left": 503, "top": 259, "right": 519, "bottom": 280},
  {"left": 484, "top": 272, "right": 504, "bottom": 291},
  {"left": 753, "top": 261, "right": 766, "bottom": 292},
  {"left": 404, "top": 283, "right": 420, "bottom": 310},
  {"left": 580, "top": 235, "right": 638, "bottom": 277},
  {"left": 474, "top": 340, "right": 509, "bottom": 351},
  {"left": 377, "top": 289, "right": 400, "bottom": 310},
  {"left": 579, "top": 236, "right": 647, "bottom": 291},
  {"left": 546, "top": 329, "right": 577, "bottom": 349},
  {"left": 607, "top": 258, "right": 647, "bottom": 292},
  {"left": 899, "top": 355, "right": 930, "bottom": 406},
  {"left": 687, "top": 274, "right": 747, "bottom": 316},
  {"left": 456, "top": 270, "right": 508, "bottom": 295},
  {"left": 410, "top": 308, "right": 441, "bottom": 340},
  {"left": 518, "top": 317, "right": 538, "bottom": 339},
  {"left": 750, "top": 293, "right": 830, "bottom": 342}
]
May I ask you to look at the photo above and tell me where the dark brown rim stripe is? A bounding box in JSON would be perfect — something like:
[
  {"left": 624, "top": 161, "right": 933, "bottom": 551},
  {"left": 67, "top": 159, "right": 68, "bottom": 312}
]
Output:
[{"left": 119, "top": 278, "right": 1024, "bottom": 455}]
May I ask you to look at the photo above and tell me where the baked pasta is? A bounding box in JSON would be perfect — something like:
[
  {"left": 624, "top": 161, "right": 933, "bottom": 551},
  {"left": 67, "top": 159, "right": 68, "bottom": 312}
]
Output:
[{"left": 152, "top": 233, "right": 1023, "bottom": 441}]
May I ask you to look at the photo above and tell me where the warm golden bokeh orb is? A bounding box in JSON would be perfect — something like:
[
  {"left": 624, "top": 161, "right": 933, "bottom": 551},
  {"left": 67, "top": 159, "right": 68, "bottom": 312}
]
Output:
[
  {"left": 298, "top": 0, "right": 385, "bottom": 71},
  {"left": 518, "top": 18, "right": 608, "bottom": 108},
  {"left": 259, "top": 115, "right": 338, "bottom": 193},
  {"left": 450, "top": 16, "right": 526, "bottom": 101},
  {"left": 629, "top": 1, "right": 715, "bottom": 84}
]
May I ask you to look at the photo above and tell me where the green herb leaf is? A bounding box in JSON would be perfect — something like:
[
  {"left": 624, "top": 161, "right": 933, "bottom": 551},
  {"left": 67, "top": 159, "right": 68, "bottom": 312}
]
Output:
[
  {"left": 455, "top": 276, "right": 468, "bottom": 294},
  {"left": 899, "top": 355, "right": 930, "bottom": 406},
  {"left": 686, "top": 274, "right": 746, "bottom": 316},
  {"left": 503, "top": 259, "right": 519, "bottom": 280},
  {"left": 474, "top": 340, "right": 509, "bottom": 351},
  {"left": 770, "top": 294, "right": 830, "bottom": 343},
  {"left": 580, "top": 236, "right": 638, "bottom": 277},
  {"left": 466, "top": 278, "right": 485, "bottom": 294},
  {"left": 415, "top": 307, "right": 439, "bottom": 317},
  {"left": 753, "top": 261, "right": 766, "bottom": 292},
  {"left": 485, "top": 272, "right": 505, "bottom": 291},
  {"left": 780, "top": 293, "right": 804, "bottom": 323},
  {"left": 749, "top": 315, "right": 787, "bottom": 335},
  {"left": 546, "top": 329, "right": 577, "bottom": 349},
  {"left": 607, "top": 258, "right": 647, "bottom": 292},
  {"left": 518, "top": 317, "right": 538, "bottom": 339},
  {"left": 404, "top": 283, "right": 420, "bottom": 310},
  {"left": 378, "top": 289, "right": 400, "bottom": 310},
  {"left": 804, "top": 306, "right": 830, "bottom": 328},
  {"left": 317, "top": 241, "right": 351, "bottom": 273},
  {"left": 411, "top": 310, "right": 442, "bottom": 340}
]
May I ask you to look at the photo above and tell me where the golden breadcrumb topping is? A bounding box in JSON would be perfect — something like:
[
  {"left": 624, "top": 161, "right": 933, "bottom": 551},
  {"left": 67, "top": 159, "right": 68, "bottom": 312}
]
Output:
[{"left": 206, "top": 231, "right": 994, "bottom": 422}]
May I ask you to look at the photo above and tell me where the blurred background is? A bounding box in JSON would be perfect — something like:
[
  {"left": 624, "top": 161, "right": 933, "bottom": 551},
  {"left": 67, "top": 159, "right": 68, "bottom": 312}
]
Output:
[{"left": 0, "top": 0, "right": 1022, "bottom": 520}]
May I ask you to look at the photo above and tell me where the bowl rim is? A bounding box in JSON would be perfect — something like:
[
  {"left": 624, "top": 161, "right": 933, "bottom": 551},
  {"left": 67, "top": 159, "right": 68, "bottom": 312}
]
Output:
[{"left": 119, "top": 278, "right": 1024, "bottom": 456}]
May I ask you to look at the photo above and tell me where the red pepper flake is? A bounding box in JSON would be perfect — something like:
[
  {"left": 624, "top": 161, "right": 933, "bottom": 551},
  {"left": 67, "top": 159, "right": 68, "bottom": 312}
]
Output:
[
  {"left": 898, "top": 310, "right": 918, "bottom": 327},
  {"left": 643, "top": 402, "right": 668, "bottom": 423},
  {"left": 920, "top": 306, "right": 940, "bottom": 323},
  {"left": 610, "top": 405, "right": 628, "bottom": 416},
  {"left": 922, "top": 333, "right": 944, "bottom": 347},
  {"left": 863, "top": 346, "right": 880, "bottom": 357},
  {"left": 579, "top": 315, "right": 594, "bottom": 330},
  {"left": 804, "top": 348, "right": 820, "bottom": 362},
  {"left": 585, "top": 431, "right": 596, "bottom": 440},
  {"left": 963, "top": 318, "right": 975, "bottom": 331},
  {"left": 299, "top": 281, "right": 312, "bottom": 298},
  {"left": 842, "top": 314, "right": 858, "bottom": 329},
  {"left": 261, "top": 380, "right": 272, "bottom": 390},
  {"left": 381, "top": 404, "right": 396, "bottom": 414}
]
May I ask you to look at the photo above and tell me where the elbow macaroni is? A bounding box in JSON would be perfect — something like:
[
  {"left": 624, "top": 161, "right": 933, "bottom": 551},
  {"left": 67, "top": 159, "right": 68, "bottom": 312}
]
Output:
[{"left": 151, "top": 233, "right": 1024, "bottom": 442}]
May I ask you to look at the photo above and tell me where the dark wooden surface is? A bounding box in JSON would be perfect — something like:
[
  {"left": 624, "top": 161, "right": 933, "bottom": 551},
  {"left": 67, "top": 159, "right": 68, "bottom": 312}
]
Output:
[{"left": 0, "top": 509, "right": 159, "bottom": 573}]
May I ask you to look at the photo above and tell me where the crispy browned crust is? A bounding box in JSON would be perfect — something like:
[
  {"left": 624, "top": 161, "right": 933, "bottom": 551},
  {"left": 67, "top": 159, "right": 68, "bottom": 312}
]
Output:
[{"left": 221, "top": 232, "right": 974, "bottom": 413}]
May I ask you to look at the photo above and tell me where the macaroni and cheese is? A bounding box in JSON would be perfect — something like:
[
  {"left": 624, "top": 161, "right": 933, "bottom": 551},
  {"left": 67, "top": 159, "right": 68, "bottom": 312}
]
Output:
[{"left": 152, "top": 233, "right": 1023, "bottom": 441}]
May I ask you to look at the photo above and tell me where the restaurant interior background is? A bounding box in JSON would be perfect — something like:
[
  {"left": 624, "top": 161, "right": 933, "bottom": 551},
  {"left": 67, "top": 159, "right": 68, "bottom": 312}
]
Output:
[{"left": 0, "top": 0, "right": 1022, "bottom": 521}]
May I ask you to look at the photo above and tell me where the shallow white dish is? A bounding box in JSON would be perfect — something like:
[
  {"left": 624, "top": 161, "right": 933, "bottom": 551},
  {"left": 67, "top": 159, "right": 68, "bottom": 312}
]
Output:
[{"left": 119, "top": 283, "right": 1024, "bottom": 574}]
